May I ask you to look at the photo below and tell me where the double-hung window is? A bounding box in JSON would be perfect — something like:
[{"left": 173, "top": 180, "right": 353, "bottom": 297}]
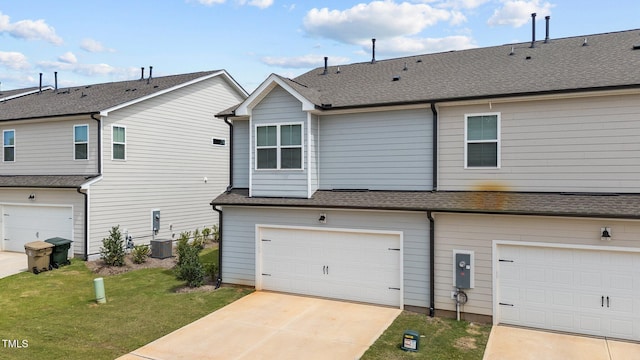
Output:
[
  {"left": 3, "top": 130, "right": 15, "bottom": 162},
  {"left": 112, "top": 125, "right": 126, "bottom": 160},
  {"left": 465, "top": 113, "right": 500, "bottom": 168},
  {"left": 74, "top": 125, "right": 88, "bottom": 160},
  {"left": 256, "top": 123, "right": 302, "bottom": 169}
]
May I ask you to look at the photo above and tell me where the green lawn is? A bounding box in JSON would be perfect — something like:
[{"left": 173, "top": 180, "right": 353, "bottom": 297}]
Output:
[
  {"left": 0, "top": 248, "right": 252, "bottom": 360},
  {"left": 362, "top": 311, "right": 492, "bottom": 360}
]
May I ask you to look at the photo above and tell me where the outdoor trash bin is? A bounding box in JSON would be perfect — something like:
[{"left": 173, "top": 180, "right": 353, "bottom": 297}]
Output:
[
  {"left": 45, "top": 237, "right": 73, "bottom": 268},
  {"left": 24, "top": 241, "right": 54, "bottom": 274}
]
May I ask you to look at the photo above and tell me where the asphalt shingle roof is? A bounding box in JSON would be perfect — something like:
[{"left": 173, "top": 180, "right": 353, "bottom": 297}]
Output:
[
  {"left": 262, "top": 29, "right": 640, "bottom": 110},
  {"left": 0, "top": 175, "right": 99, "bottom": 188},
  {"left": 0, "top": 71, "right": 220, "bottom": 121},
  {"left": 212, "top": 189, "right": 640, "bottom": 219}
]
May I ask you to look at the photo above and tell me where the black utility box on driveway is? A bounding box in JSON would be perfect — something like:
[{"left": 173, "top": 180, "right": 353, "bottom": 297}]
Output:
[{"left": 45, "top": 237, "right": 72, "bottom": 268}]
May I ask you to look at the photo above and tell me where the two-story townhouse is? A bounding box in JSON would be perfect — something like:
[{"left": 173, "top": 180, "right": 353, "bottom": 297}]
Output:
[
  {"left": 0, "top": 70, "right": 247, "bottom": 260},
  {"left": 212, "top": 28, "right": 640, "bottom": 341}
]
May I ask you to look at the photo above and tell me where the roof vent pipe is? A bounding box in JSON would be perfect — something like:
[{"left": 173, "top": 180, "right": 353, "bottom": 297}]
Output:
[
  {"left": 147, "top": 66, "right": 153, "bottom": 84},
  {"left": 371, "top": 38, "right": 376, "bottom": 64},
  {"left": 54, "top": 71, "right": 58, "bottom": 91},
  {"left": 530, "top": 13, "right": 536, "bottom": 48},
  {"left": 544, "top": 16, "right": 550, "bottom": 43},
  {"left": 39, "top": 73, "right": 43, "bottom": 93},
  {"left": 140, "top": 67, "right": 145, "bottom": 80},
  {"left": 323, "top": 57, "right": 328, "bottom": 75}
]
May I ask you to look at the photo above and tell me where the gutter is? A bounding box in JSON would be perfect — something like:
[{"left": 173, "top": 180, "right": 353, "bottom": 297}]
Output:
[
  {"left": 427, "top": 211, "right": 435, "bottom": 317},
  {"left": 212, "top": 206, "right": 223, "bottom": 289}
]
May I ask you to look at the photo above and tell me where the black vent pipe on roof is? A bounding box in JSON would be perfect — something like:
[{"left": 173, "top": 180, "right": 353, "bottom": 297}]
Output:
[
  {"left": 544, "top": 16, "right": 550, "bottom": 43},
  {"left": 140, "top": 67, "right": 145, "bottom": 80},
  {"left": 371, "top": 38, "right": 376, "bottom": 64},
  {"left": 147, "top": 66, "right": 153, "bottom": 84},
  {"left": 39, "top": 73, "right": 43, "bottom": 93},
  {"left": 530, "top": 13, "right": 536, "bottom": 48},
  {"left": 54, "top": 72, "right": 58, "bottom": 91},
  {"left": 323, "top": 57, "right": 328, "bottom": 75}
]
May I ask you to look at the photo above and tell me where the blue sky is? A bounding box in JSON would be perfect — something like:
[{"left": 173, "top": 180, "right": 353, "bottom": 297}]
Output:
[{"left": 1, "top": 0, "right": 638, "bottom": 92}]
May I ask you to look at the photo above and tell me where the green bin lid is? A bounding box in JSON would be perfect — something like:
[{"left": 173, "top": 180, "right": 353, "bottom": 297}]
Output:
[{"left": 44, "top": 237, "right": 73, "bottom": 245}]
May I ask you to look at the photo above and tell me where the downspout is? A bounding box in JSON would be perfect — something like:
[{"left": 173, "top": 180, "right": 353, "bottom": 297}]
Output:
[
  {"left": 77, "top": 188, "right": 89, "bottom": 260},
  {"left": 90, "top": 114, "right": 102, "bottom": 174},
  {"left": 427, "top": 211, "right": 435, "bottom": 317},
  {"left": 212, "top": 206, "right": 223, "bottom": 289},
  {"left": 223, "top": 116, "right": 233, "bottom": 191},
  {"left": 430, "top": 103, "right": 438, "bottom": 191}
]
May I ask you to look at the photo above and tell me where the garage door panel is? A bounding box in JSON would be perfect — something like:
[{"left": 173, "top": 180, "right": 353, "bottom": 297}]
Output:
[
  {"left": 3, "top": 205, "right": 72, "bottom": 252},
  {"left": 497, "top": 244, "right": 640, "bottom": 341},
  {"left": 259, "top": 227, "right": 401, "bottom": 307}
]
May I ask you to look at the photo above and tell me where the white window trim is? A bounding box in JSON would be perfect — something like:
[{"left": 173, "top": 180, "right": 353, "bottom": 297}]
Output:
[
  {"left": 254, "top": 122, "right": 304, "bottom": 171},
  {"left": 464, "top": 112, "right": 501, "bottom": 169},
  {"left": 73, "top": 124, "right": 89, "bottom": 161},
  {"left": 111, "top": 124, "right": 126, "bottom": 161},
  {"left": 212, "top": 137, "right": 227, "bottom": 147},
  {"left": 3, "top": 129, "right": 15, "bottom": 162}
]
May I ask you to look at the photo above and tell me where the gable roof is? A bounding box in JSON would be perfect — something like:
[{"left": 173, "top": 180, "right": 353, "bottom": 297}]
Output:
[
  {"left": 222, "top": 28, "right": 640, "bottom": 115},
  {"left": 0, "top": 87, "right": 53, "bottom": 101},
  {"left": 0, "top": 70, "right": 247, "bottom": 121}
]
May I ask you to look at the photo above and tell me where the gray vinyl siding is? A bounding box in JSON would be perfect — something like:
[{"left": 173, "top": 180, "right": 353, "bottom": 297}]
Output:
[
  {"left": 434, "top": 213, "right": 640, "bottom": 317},
  {"left": 0, "top": 117, "right": 98, "bottom": 175},
  {"left": 232, "top": 119, "right": 249, "bottom": 188},
  {"left": 86, "top": 75, "right": 244, "bottom": 256},
  {"left": 319, "top": 109, "right": 432, "bottom": 191},
  {"left": 439, "top": 93, "right": 640, "bottom": 192},
  {"left": 0, "top": 188, "right": 85, "bottom": 255},
  {"left": 309, "top": 115, "right": 319, "bottom": 195},
  {"left": 250, "top": 86, "right": 308, "bottom": 197},
  {"left": 221, "top": 206, "right": 430, "bottom": 308}
]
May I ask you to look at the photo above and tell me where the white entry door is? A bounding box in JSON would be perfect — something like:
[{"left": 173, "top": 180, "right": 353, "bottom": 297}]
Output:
[
  {"left": 496, "top": 244, "right": 640, "bottom": 341},
  {"left": 258, "top": 227, "right": 402, "bottom": 307},
  {"left": 3, "top": 205, "right": 73, "bottom": 252}
]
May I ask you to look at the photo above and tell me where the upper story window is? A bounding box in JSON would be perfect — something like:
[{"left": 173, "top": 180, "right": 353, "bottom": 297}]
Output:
[
  {"left": 3, "top": 130, "right": 15, "bottom": 162},
  {"left": 74, "top": 125, "right": 88, "bottom": 160},
  {"left": 465, "top": 113, "right": 500, "bottom": 168},
  {"left": 256, "top": 123, "right": 303, "bottom": 170},
  {"left": 112, "top": 125, "right": 126, "bottom": 160}
]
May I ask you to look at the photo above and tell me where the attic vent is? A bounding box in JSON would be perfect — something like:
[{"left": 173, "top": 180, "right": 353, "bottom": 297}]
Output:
[
  {"left": 392, "top": 75, "right": 401, "bottom": 81},
  {"left": 416, "top": 59, "right": 422, "bottom": 63}
]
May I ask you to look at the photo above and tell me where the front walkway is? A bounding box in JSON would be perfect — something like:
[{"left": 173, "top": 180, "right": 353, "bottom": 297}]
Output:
[
  {"left": 117, "top": 291, "right": 401, "bottom": 360},
  {"left": 0, "top": 251, "right": 27, "bottom": 279}
]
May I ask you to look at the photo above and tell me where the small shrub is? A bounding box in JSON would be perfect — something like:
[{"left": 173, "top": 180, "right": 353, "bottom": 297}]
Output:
[
  {"left": 211, "top": 224, "right": 220, "bottom": 242},
  {"left": 204, "top": 262, "right": 218, "bottom": 282},
  {"left": 131, "top": 244, "right": 150, "bottom": 264},
  {"left": 176, "top": 231, "right": 191, "bottom": 271},
  {"left": 177, "top": 245, "right": 204, "bottom": 287},
  {"left": 202, "top": 227, "right": 212, "bottom": 240},
  {"left": 192, "top": 228, "right": 205, "bottom": 250},
  {"left": 100, "top": 225, "right": 126, "bottom": 267}
]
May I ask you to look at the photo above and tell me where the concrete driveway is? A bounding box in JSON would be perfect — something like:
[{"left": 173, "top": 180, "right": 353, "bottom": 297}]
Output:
[
  {"left": 0, "top": 251, "right": 27, "bottom": 279},
  {"left": 483, "top": 325, "right": 640, "bottom": 360},
  {"left": 117, "top": 291, "right": 401, "bottom": 360}
]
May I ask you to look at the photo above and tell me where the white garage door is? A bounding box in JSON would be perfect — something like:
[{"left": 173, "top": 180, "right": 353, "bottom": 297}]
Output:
[
  {"left": 257, "top": 227, "right": 402, "bottom": 307},
  {"left": 2, "top": 205, "right": 73, "bottom": 253},
  {"left": 496, "top": 244, "right": 640, "bottom": 341}
]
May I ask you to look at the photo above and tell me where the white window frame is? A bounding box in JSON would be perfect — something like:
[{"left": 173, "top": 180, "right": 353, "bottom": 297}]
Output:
[
  {"left": 464, "top": 112, "right": 501, "bottom": 169},
  {"left": 74, "top": 124, "right": 89, "bottom": 160},
  {"left": 111, "top": 125, "right": 126, "bottom": 161},
  {"left": 254, "top": 122, "right": 304, "bottom": 170},
  {"left": 3, "top": 129, "right": 15, "bottom": 162}
]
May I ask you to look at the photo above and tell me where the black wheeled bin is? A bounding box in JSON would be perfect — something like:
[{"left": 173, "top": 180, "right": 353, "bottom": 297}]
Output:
[
  {"left": 44, "top": 237, "right": 73, "bottom": 268},
  {"left": 24, "top": 241, "right": 54, "bottom": 274}
]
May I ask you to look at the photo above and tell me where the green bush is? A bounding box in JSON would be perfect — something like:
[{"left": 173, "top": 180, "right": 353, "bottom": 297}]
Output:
[
  {"left": 204, "top": 262, "right": 218, "bottom": 282},
  {"left": 100, "top": 225, "right": 125, "bottom": 267},
  {"left": 192, "top": 228, "right": 205, "bottom": 250},
  {"left": 177, "top": 245, "right": 204, "bottom": 287},
  {"left": 212, "top": 224, "right": 220, "bottom": 242},
  {"left": 131, "top": 244, "right": 150, "bottom": 264}
]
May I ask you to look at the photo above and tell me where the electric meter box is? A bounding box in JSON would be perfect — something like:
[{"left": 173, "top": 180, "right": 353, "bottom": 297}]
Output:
[
  {"left": 455, "top": 252, "right": 472, "bottom": 289},
  {"left": 401, "top": 330, "right": 420, "bottom": 352}
]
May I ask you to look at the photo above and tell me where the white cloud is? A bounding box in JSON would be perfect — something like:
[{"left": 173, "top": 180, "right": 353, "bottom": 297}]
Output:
[
  {"left": 261, "top": 54, "right": 351, "bottom": 68},
  {"left": 0, "top": 11, "right": 63, "bottom": 45},
  {"left": 436, "top": 0, "right": 491, "bottom": 9},
  {"left": 38, "top": 60, "right": 116, "bottom": 77},
  {"left": 0, "top": 51, "right": 30, "bottom": 70},
  {"left": 303, "top": 1, "right": 452, "bottom": 45},
  {"left": 488, "top": 0, "right": 554, "bottom": 27},
  {"left": 194, "top": 0, "right": 226, "bottom": 5},
  {"left": 80, "top": 38, "right": 115, "bottom": 53},
  {"left": 192, "top": 0, "right": 273, "bottom": 7},
  {"left": 58, "top": 52, "right": 77, "bottom": 64}
]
